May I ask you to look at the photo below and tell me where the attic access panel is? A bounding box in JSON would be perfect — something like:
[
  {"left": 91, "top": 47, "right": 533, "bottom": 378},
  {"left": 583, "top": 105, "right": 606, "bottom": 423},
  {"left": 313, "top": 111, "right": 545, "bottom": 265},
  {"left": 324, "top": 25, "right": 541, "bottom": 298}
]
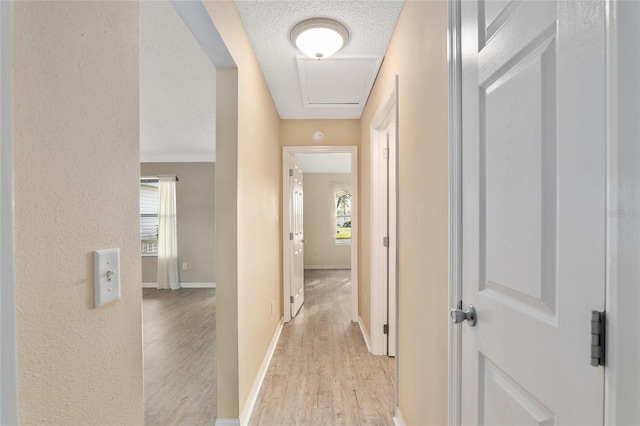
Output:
[{"left": 297, "top": 56, "right": 383, "bottom": 107}]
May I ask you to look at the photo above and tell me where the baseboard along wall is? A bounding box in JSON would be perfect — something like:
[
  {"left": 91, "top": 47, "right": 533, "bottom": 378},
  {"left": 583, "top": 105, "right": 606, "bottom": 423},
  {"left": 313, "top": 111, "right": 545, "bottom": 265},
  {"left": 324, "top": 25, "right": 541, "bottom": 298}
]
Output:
[
  {"left": 393, "top": 407, "right": 406, "bottom": 426},
  {"left": 303, "top": 265, "right": 351, "bottom": 270},
  {"left": 142, "top": 282, "right": 216, "bottom": 289},
  {"left": 358, "top": 316, "right": 372, "bottom": 353},
  {"left": 214, "top": 419, "right": 241, "bottom": 426},
  {"left": 240, "top": 318, "right": 284, "bottom": 426}
]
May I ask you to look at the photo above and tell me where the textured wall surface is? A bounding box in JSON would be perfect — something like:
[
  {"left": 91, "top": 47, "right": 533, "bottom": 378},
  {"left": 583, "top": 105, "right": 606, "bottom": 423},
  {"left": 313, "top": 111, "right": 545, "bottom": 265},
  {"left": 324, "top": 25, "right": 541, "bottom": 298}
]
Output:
[
  {"left": 303, "top": 173, "right": 352, "bottom": 268},
  {"left": 13, "top": 1, "right": 143, "bottom": 424},
  {"left": 203, "top": 2, "right": 282, "bottom": 421},
  {"left": 140, "top": 162, "right": 216, "bottom": 284},
  {"left": 214, "top": 68, "right": 240, "bottom": 421},
  {"left": 281, "top": 119, "right": 360, "bottom": 146},
  {"left": 360, "top": 1, "right": 449, "bottom": 424}
]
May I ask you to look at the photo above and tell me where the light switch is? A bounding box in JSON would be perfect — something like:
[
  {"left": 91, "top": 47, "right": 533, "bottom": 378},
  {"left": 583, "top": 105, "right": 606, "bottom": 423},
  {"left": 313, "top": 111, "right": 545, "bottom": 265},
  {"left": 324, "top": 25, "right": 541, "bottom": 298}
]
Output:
[{"left": 94, "top": 248, "right": 121, "bottom": 308}]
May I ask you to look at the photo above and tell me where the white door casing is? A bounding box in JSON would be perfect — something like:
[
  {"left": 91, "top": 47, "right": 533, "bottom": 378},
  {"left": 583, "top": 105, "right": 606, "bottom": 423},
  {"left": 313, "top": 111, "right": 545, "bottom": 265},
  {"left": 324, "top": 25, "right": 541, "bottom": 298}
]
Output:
[
  {"left": 370, "top": 77, "right": 399, "bottom": 358},
  {"left": 282, "top": 146, "right": 359, "bottom": 324},
  {"left": 458, "top": 0, "right": 606, "bottom": 424},
  {"left": 605, "top": 0, "right": 640, "bottom": 422},
  {"left": 387, "top": 125, "right": 397, "bottom": 358},
  {"left": 290, "top": 155, "right": 304, "bottom": 318}
]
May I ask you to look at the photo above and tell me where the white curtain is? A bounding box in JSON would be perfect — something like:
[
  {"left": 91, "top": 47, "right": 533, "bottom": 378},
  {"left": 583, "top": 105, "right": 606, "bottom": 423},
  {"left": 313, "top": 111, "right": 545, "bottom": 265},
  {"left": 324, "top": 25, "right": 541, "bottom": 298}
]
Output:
[{"left": 157, "top": 176, "right": 179, "bottom": 290}]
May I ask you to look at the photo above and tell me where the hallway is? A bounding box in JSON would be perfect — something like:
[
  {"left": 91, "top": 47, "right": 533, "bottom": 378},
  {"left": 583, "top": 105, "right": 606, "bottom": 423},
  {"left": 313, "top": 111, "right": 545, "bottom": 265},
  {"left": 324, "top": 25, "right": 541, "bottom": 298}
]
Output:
[{"left": 249, "top": 270, "right": 395, "bottom": 425}]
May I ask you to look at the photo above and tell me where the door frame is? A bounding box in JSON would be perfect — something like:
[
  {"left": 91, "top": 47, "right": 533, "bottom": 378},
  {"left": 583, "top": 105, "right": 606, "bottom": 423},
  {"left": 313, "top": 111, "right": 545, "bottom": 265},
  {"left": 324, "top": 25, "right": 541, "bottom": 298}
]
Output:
[
  {"left": 369, "top": 76, "right": 399, "bottom": 357},
  {"left": 0, "top": 0, "right": 19, "bottom": 422},
  {"left": 448, "top": 0, "right": 640, "bottom": 423},
  {"left": 604, "top": 0, "right": 640, "bottom": 423},
  {"left": 447, "top": 0, "right": 463, "bottom": 424},
  {"left": 282, "top": 145, "right": 359, "bottom": 324}
]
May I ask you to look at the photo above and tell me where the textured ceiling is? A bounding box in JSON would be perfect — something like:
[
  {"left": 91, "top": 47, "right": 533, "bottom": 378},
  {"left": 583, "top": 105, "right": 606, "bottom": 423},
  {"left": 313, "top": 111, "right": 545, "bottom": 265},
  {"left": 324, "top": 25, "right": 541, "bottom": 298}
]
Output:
[
  {"left": 235, "top": 0, "right": 404, "bottom": 119},
  {"left": 140, "top": 0, "right": 220, "bottom": 162},
  {"left": 140, "top": 0, "right": 403, "bottom": 161}
]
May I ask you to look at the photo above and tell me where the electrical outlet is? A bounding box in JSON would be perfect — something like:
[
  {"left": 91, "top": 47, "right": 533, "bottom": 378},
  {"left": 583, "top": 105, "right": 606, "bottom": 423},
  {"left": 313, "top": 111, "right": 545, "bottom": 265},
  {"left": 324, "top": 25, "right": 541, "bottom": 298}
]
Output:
[{"left": 182, "top": 263, "right": 187, "bottom": 271}]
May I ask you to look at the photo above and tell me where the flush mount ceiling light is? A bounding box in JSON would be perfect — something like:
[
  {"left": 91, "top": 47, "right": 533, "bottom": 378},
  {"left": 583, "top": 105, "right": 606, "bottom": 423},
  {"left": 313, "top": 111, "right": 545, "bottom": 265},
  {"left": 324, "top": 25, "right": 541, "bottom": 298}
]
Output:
[{"left": 290, "top": 18, "right": 350, "bottom": 60}]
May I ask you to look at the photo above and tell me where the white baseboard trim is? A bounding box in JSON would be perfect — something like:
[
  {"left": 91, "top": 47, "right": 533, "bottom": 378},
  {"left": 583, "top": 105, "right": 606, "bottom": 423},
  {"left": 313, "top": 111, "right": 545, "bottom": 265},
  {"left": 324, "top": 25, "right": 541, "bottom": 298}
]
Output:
[
  {"left": 358, "top": 316, "right": 372, "bottom": 353},
  {"left": 142, "top": 282, "right": 216, "bottom": 289},
  {"left": 215, "top": 419, "right": 240, "bottom": 426},
  {"left": 181, "top": 282, "right": 216, "bottom": 288},
  {"left": 240, "top": 318, "right": 284, "bottom": 426},
  {"left": 304, "top": 265, "right": 351, "bottom": 270},
  {"left": 393, "top": 407, "right": 406, "bottom": 426}
]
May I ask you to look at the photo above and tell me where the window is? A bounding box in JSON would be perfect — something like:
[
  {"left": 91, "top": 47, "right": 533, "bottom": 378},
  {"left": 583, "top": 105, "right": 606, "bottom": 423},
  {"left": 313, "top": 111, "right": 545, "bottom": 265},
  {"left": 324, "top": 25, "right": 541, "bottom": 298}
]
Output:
[
  {"left": 335, "top": 189, "right": 351, "bottom": 245},
  {"left": 140, "top": 182, "right": 158, "bottom": 255}
]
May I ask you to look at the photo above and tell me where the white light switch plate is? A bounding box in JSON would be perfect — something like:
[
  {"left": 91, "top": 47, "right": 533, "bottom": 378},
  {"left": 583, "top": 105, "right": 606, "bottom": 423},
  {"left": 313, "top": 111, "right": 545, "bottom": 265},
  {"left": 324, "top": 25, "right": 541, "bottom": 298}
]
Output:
[{"left": 94, "top": 248, "right": 121, "bottom": 308}]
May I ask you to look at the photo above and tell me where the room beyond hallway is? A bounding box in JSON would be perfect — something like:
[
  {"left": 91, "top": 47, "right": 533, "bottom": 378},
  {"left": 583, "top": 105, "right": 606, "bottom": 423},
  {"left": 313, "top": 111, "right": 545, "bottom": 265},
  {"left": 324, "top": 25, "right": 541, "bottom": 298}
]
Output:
[
  {"left": 250, "top": 270, "right": 395, "bottom": 425},
  {"left": 143, "top": 288, "right": 217, "bottom": 425}
]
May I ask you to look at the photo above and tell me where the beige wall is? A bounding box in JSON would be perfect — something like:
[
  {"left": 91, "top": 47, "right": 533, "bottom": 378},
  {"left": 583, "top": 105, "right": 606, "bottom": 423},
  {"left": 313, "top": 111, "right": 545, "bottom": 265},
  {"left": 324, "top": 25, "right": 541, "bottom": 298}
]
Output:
[
  {"left": 140, "top": 162, "right": 216, "bottom": 284},
  {"left": 281, "top": 119, "right": 360, "bottom": 146},
  {"left": 360, "top": 1, "right": 449, "bottom": 424},
  {"left": 303, "top": 173, "right": 351, "bottom": 269},
  {"left": 204, "top": 2, "right": 282, "bottom": 420},
  {"left": 13, "top": 2, "right": 143, "bottom": 424},
  {"left": 214, "top": 67, "right": 240, "bottom": 421}
]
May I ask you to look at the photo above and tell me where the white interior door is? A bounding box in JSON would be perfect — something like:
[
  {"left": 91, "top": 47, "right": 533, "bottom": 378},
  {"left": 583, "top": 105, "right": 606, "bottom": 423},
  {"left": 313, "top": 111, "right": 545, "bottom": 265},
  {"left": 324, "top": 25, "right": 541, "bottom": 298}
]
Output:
[
  {"left": 290, "top": 155, "right": 304, "bottom": 317},
  {"left": 387, "top": 125, "right": 397, "bottom": 357},
  {"left": 459, "top": 0, "right": 606, "bottom": 424}
]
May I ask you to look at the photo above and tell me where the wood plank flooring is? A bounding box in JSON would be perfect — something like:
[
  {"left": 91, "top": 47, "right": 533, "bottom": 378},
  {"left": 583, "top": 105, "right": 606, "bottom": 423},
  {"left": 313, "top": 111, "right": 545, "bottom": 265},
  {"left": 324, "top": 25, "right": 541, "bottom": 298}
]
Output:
[
  {"left": 249, "top": 270, "right": 395, "bottom": 426},
  {"left": 143, "top": 288, "right": 217, "bottom": 426}
]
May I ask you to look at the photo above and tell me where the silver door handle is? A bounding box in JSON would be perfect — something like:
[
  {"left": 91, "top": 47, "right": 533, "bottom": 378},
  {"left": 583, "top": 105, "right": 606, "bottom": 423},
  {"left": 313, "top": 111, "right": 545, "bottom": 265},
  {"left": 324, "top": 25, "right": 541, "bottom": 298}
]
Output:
[{"left": 450, "top": 304, "right": 477, "bottom": 326}]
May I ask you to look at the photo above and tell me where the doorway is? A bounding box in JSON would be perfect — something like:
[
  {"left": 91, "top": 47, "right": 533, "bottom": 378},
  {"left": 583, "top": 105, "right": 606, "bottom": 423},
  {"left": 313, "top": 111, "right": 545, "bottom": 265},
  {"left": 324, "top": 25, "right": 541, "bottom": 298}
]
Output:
[
  {"left": 139, "top": 0, "right": 234, "bottom": 423},
  {"left": 282, "top": 146, "right": 358, "bottom": 324},
  {"left": 370, "top": 77, "right": 399, "bottom": 357}
]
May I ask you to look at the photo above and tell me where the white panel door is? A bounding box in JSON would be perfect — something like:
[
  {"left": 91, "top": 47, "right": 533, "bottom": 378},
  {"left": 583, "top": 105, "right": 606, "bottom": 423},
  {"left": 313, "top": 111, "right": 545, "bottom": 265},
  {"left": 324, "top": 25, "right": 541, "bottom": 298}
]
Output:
[
  {"left": 290, "top": 156, "right": 304, "bottom": 317},
  {"left": 460, "top": 0, "right": 606, "bottom": 424}
]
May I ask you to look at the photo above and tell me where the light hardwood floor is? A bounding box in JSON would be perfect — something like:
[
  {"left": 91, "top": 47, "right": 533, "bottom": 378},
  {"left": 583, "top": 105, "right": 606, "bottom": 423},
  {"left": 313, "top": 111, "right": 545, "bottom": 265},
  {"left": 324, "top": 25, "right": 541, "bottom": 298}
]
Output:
[
  {"left": 249, "top": 269, "right": 395, "bottom": 426},
  {"left": 143, "top": 288, "right": 217, "bottom": 426}
]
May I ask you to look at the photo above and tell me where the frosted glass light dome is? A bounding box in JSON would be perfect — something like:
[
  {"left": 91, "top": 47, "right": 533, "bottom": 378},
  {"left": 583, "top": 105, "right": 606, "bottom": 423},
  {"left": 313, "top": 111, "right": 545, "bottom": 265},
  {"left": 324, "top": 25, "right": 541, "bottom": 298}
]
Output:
[{"left": 290, "top": 18, "right": 350, "bottom": 59}]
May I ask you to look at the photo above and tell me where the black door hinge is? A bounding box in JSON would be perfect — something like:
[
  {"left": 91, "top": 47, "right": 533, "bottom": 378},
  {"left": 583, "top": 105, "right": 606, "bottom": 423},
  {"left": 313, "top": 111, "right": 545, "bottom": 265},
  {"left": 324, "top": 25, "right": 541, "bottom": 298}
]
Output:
[
  {"left": 591, "top": 310, "right": 606, "bottom": 367},
  {"left": 289, "top": 168, "right": 293, "bottom": 176},
  {"left": 290, "top": 296, "right": 294, "bottom": 304},
  {"left": 383, "top": 324, "right": 389, "bottom": 334}
]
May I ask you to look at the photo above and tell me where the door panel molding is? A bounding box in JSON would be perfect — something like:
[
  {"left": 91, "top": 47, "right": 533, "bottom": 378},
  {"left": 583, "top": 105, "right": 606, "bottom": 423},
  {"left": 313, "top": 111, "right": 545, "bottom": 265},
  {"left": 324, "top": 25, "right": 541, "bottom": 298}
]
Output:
[
  {"left": 290, "top": 156, "right": 305, "bottom": 318},
  {"left": 448, "top": 0, "right": 608, "bottom": 425}
]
